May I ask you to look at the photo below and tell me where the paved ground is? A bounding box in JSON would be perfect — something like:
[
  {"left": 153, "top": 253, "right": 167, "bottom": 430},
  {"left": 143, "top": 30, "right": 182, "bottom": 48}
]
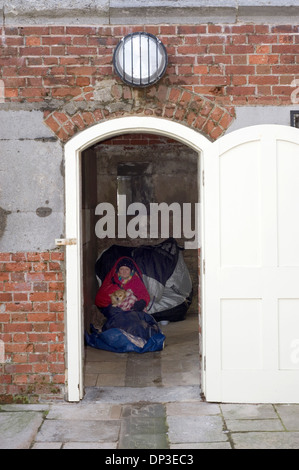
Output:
[
  {"left": 2, "top": 315, "right": 299, "bottom": 450},
  {"left": 1, "top": 387, "right": 299, "bottom": 449}
]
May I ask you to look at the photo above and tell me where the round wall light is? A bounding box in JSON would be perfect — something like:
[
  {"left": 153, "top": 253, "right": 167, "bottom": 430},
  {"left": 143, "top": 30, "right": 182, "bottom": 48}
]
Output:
[{"left": 113, "top": 32, "right": 168, "bottom": 87}]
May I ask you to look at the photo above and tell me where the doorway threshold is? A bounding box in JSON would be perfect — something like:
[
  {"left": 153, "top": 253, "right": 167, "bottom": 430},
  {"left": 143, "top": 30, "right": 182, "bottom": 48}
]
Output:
[{"left": 82, "top": 385, "right": 202, "bottom": 404}]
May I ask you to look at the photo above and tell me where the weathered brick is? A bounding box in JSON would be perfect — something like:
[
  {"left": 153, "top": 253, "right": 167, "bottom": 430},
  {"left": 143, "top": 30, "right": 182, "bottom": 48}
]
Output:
[
  {"left": 0, "top": 254, "right": 11, "bottom": 262},
  {"left": 29, "top": 292, "right": 56, "bottom": 302},
  {"left": 4, "top": 321, "right": 32, "bottom": 332},
  {"left": 19, "top": 46, "right": 50, "bottom": 56},
  {"left": 0, "top": 293, "right": 13, "bottom": 302},
  {"left": 5, "top": 262, "right": 31, "bottom": 272},
  {"left": 26, "top": 36, "right": 41, "bottom": 46},
  {"left": 5, "top": 282, "right": 31, "bottom": 292}
]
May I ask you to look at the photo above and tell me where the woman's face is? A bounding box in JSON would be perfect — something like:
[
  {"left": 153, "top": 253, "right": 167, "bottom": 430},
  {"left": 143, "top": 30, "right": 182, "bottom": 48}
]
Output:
[{"left": 118, "top": 266, "right": 131, "bottom": 279}]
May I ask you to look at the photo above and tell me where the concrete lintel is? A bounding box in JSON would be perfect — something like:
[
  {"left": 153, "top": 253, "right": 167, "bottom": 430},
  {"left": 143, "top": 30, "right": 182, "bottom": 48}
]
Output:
[
  {"left": 2, "top": 0, "right": 299, "bottom": 25},
  {"left": 238, "top": 5, "right": 299, "bottom": 24},
  {"left": 2, "top": 0, "right": 110, "bottom": 26},
  {"left": 110, "top": 6, "right": 237, "bottom": 25}
]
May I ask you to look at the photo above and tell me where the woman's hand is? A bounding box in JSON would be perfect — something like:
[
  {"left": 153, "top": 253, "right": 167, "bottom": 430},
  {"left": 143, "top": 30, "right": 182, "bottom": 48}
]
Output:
[{"left": 133, "top": 299, "right": 146, "bottom": 311}]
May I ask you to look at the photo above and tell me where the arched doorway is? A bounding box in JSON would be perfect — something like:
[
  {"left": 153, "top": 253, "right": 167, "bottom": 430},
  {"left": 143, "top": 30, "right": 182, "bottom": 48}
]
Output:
[
  {"left": 82, "top": 132, "right": 200, "bottom": 394},
  {"left": 64, "top": 117, "right": 211, "bottom": 401}
]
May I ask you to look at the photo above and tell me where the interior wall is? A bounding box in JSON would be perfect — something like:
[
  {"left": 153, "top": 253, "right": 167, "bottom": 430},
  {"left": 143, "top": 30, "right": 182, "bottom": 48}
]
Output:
[
  {"left": 81, "top": 149, "right": 98, "bottom": 331},
  {"left": 92, "top": 133, "right": 199, "bottom": 314}
]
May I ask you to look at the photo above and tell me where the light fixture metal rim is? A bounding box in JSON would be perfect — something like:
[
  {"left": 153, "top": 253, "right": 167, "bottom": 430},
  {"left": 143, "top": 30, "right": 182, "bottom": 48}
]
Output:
[{"left": 113, "top": 31, "right": 168, "bottom": 88}]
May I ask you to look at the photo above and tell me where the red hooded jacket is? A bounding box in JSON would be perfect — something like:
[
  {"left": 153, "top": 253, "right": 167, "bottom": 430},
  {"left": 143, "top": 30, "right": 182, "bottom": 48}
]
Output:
[{"left": 95, "top": 256, "right": 150, "bottom": 308}]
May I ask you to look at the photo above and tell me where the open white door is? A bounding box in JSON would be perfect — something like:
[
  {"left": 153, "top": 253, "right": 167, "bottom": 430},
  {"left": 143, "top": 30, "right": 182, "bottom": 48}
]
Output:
[{"left": 203, "top": 125, "right": 299, "bottom": 403}]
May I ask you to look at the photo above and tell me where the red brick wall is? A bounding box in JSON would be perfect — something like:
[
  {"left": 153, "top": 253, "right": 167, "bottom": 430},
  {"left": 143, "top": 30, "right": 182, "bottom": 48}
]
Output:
[
  {"left": 0, "top": 252, "right": 65, "bottom": 402},
  {"left": 1, "top": 24, "right": 299, "bottom": 143},
  {"left": 1, "top": 24, "right": 298, "bottom": 106}
]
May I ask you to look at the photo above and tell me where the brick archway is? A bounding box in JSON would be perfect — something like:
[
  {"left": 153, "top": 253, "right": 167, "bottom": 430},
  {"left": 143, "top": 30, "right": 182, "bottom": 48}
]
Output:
[{"left": 44, "top": 81, "right": 235, "bottom": 142}]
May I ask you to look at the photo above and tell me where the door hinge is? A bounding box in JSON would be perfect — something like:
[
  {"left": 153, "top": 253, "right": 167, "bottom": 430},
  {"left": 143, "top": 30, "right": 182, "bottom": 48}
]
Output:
[
  {"left": 55, "top": 238, "right": 77, "bottom": 246},
  {"left": 204, "top": 356, "right": 206, "bottom": 371},
  {"left": 202, "top": 170, "right": 205, "bottom": 186},
  {"left": 203, "top": 259, "right": 205, "bottom": 275}
]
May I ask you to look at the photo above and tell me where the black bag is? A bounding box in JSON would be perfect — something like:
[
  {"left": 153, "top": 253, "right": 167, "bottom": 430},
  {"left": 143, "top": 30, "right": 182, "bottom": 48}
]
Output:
[{"left": 95, "top": 238, "right": 193, "bottom": 322}]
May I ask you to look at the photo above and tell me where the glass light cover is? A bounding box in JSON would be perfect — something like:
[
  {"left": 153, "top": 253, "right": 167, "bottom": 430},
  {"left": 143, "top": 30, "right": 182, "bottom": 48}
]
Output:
[{"left": 113, "top": 32, "right": 168, "bottom": 87}]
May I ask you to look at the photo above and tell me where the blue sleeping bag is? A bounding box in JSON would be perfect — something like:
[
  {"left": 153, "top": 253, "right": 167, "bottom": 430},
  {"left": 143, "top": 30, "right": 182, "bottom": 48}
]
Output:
[{"left": 85, "top": 306, "right": 165, "bottom": 353}]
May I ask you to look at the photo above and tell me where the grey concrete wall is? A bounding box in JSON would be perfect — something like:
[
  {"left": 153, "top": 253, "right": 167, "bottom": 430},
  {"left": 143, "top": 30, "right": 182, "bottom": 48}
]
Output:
[
  {"left": 226, "top": 105, "right": 299, "bottom": 134},
  {"left": 0, "top": 110, "right": 64, "bottom": 252},
  {"left": 1, "top": 0, "right": 299, "bottom": 25}
]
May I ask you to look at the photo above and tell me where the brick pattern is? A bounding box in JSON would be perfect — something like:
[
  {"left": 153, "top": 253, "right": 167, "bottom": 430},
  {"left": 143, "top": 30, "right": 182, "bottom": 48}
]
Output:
[
  {"left": 99, "top": 133, "right": 179, "bottom": 146},
  {"left": 43, "top": 83, "right": 235, "bottom": 142},
  {"left": 1, "top": 24, "right": 299, "bottom": 142},
  {"left": 0, "top": 24, "right": 298, "bottom": 106},
  {"left": 0, "top": 251, "right": 65, "bottom": 402}
]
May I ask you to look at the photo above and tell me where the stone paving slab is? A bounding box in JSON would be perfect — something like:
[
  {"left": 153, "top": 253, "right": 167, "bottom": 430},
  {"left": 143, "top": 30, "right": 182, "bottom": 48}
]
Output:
[
  {"left": 119, "top": 403, "right": 169, "bottom": 449},
  {"left": 63, "top": 441, "right": 118, "bottom": 449},
  {"left": 170, "top": 442, "right": 232, "bottom": 449},
  {"left": 0, "top": 404, "right": 50, "bottom": 412},
  {"left": 275, "top": 405, "right": 299, "bottom": 430},
  {"left": 46, "top": 403, "right": 121, "bottom": 420},
  {"left": 32, "top": 442, "right": 63, "bottom": 449},
  {"left": 119, "top": 433, "right": 169, "bottom": 449},
  {"left": 225, "top": 418, "right": 284, "bottom": 432},
  {"left": 35, "top": 418, "right": 121, "bottom": 444},
  {"left": 0, "top": 411, "right": 44, "bottom": 449},
  {"left": 220, "top": 403, "right": 278, "bottom": 419},
  {"left": 121, "top": 403, "right": 166, "bottom": 418},
  {"left": 166, "top": 402, "right": 220, "bottom": 416},
  {"left": 121, "top": 416, "right": 167, "bottom": 435},
  {"left": 167, "top": 415, "right": 228, "bottom": 444},
  {"left": 232, "top": 431, "right": 299, "bottom": 449}
]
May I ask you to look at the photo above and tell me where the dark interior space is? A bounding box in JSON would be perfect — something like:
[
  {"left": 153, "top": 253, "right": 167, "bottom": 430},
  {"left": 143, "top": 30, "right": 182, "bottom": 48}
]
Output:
[{"left": 81, "top": 133, "right": 201, "bottom": 390}]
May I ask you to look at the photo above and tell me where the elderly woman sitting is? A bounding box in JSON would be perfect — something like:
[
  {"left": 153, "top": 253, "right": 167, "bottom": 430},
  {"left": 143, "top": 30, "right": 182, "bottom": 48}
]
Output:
[
  {"left": 95, "top": 256, "right": 150, "bottom": 312},
  {"left": 85, "top": 256, "right": 165, "bottom": 353}
]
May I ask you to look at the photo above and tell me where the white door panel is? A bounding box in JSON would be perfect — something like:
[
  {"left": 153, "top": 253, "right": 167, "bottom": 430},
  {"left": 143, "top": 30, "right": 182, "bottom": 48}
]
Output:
[
  {"left": 204, "top": 125, "right": 299, "bottom": 403},
  {"left": 277, "top": 141, "right": 299, "bottom": 266}
]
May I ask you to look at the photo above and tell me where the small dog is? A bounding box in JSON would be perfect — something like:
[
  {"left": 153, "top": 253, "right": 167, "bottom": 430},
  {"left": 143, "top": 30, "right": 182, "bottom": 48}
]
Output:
[
  {"left": 110, "top": 289, "right": 127, "bottom": 306},
  {"left": 110, "top": 289, "right": 137, "bottom": 311}
]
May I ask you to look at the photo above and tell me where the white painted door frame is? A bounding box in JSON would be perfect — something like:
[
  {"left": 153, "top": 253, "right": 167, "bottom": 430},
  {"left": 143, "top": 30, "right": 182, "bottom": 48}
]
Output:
[{"left": 64, "top": 116, "right": 210, "bottom": 401}]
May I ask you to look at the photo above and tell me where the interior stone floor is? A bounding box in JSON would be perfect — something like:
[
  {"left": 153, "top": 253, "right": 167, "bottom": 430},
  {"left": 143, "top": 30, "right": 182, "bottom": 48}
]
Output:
[{"left": 84, "top": 311, "right": 201, "bottom": 389}]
